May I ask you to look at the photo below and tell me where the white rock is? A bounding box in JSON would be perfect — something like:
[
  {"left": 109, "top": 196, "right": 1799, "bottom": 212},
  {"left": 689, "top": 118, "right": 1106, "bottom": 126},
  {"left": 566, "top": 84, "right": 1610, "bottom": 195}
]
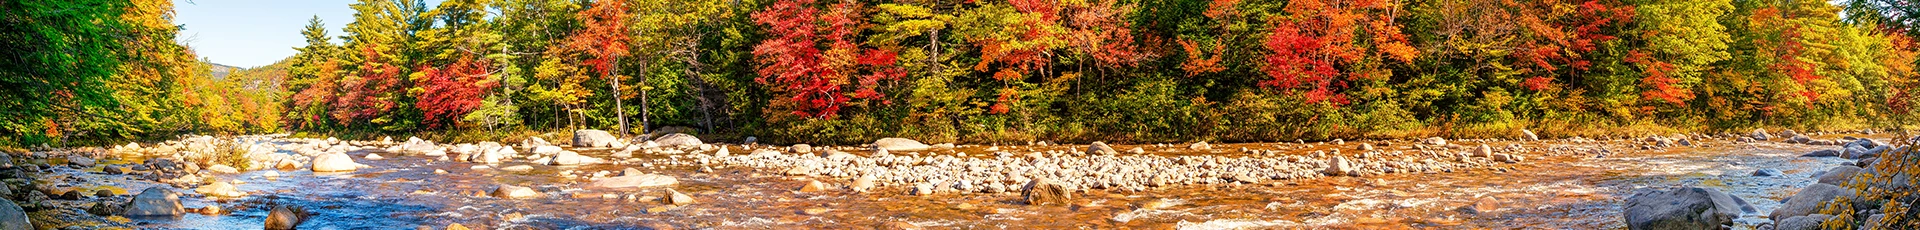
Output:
[{"left": 310, "top": 153, "right": 365, "bottom": 172}]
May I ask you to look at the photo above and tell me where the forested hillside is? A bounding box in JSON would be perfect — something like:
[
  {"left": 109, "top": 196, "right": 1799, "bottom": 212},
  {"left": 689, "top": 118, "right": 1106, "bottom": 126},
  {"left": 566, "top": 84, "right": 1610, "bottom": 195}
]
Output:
[
  {"left": 0, "top": 0, "right": 281, "bottom": 147},
  {"left": 6, "top": 0, "right": 1920, "bottom": 147}
]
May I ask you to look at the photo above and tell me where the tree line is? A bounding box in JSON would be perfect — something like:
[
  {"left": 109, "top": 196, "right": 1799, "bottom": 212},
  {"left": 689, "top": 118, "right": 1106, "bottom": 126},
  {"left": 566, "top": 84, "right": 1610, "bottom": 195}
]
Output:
[{"left": 5, "top": 0, "right": 1920, "bottom": 147}]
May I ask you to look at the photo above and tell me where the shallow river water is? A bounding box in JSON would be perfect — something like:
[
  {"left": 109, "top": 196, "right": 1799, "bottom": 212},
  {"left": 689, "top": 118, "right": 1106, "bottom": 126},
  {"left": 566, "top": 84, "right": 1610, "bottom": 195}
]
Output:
[{"left": 37, "top": 136, "right": 1869, "bottom": 229}]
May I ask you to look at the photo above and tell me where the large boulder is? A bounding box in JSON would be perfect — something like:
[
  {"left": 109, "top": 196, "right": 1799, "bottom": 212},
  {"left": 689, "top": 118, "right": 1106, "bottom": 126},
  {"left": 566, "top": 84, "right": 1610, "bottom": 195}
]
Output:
[
  {"left": 0, "top": 199, "right": 26, "bottom": 230},
  {"left": 310, "top": 152, "right": 365, "bottom": 172},
  {"left": 1816, "top": 165, "right": 1865, "bottom": 186},
  {"left": 1752, "top": 128, "right": 1772, "bottom": 141},
  {"left": 572, "top": 129, "right": 619, "bottom": 148},
  {"left": 1769, "top": 183, "right": 1858, "bottom": 222},
  {"left": 1622, "top": 187, "right": 1742, "bottom": 230},
  {"left": 1022, "top": 178, "right": 1071, "bottom": 206},
  {"left": 652, "top": 133, "right": 704, "bottom": 148},
  {"left": 122, "top": 187, "right": 185, "bottom": 217},
  {"left": 873, "top": 138, "right": 932, "bottom": 152},
  {"left": 587, "top": 174, "right": 678, "bottom": 189}
]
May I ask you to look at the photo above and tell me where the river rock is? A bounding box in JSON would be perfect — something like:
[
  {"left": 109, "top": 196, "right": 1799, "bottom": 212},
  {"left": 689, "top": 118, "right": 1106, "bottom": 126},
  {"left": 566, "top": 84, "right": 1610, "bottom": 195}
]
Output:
[
  {"left": 492, "top": 185, "right": 540, "bottom": 199},
  {"left": 851, "top": 175, "right": 877, "bottom": 193},
  {"left": 264, "top": 205, "right": 307, "bottom": 230},
  {"left": 1087, "top": 142, "right": 1117, "bottom": 155},
  {"left": 1623, "top": 187, "right": 1742, "bottom": 230},
  {"left": 1773, "top": 214, "right": 1832, "bottom": 230},
  {"left": 1753, "top": 128, "right": 1772, "bottom": 141},
  {"left": 666, "top": 189, "right": 694, "bottom": 205},
  {"left": 1475, "top": 144, "right": 1493, "bottom": 157},
  {"left": 1188, "top": 141, "right": 1212, "bottom": 151},
  {"left": 1753, "top": 169, "right": 1783, "bottom": 177},
  {"left": 1770, "top": 183, "right": 1857, "bottom": 222},
  {"left": 873, "top": 138, "right": 932, "bottom": 152},
  {"left": 1022, "top": 178, "right": 1071, "bottom": 206},
  {"left": 1522, "top": 129, "right": 1539, "bottom": 141},
  {"left": 1803, "top": 149, "right": 1840, "bottom": 157},
  {"left": 1849, "top": 146, "right": 1889, "bottom": 159},
  {"left": 531, "top": 145, "right": 563, "bottom": 156},
  {"left": 0, "top": 199, "right": 25, "bottom": 230},
  {"left": 1816, "top": 166, "right": 1864, "bottom": 186},
  {"left": 790, "top": 144, "right": 813, "bottom": 154},
  {"left": 399, "top": 136, "right": 437, "bottom": 154},
  {"left": 67, "top": 155, "right": 96, "bottom": 167},
  {"left": 653, "top": 133, "right": 703, "bottom": 148},
  {"left": 123, "top": 187, "right": 184, "bottom": 217},
  {"left": 310, "top": 152, "right": 365, "bottom": 172},
  {"left": 1325, "top": 157, "right": 1356, "bottom": 176},
  {"left": 800, "top": 180, "right": 830, "bottom": 192},
  {"left": 1424, "top": 137, "right": 1447, "bottom": 146},
  {"left": 573, "top": 129, "right": 618, "bottom": 148},
  {"left": 587, "top": 174, "right": 678, "bottom": 189},
  {"left": 195, "top": 181, "right": 246, "bottom": 197},
  {"left": 548, "top": 151, "right": 594, "bottom": 166}
]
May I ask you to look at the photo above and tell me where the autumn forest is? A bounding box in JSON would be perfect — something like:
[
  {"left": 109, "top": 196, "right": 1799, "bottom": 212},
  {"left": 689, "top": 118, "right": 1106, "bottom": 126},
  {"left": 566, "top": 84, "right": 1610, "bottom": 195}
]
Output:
[{"left": 6, "top": 0, "right": 1920, "bottom": 147}]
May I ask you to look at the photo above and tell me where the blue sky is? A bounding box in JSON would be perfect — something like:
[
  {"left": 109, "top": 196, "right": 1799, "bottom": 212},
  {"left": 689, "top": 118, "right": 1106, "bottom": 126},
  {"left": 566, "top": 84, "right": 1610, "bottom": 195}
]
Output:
[{"left": 174, "top": 0, "right": 439, "bottom": 68}]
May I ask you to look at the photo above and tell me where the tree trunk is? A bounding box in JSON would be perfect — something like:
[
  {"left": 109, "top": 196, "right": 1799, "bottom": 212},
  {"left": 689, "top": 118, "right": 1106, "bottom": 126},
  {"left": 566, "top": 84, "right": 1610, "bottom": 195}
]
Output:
[{"left": 612, "top": 56, "right": 628, "bottom": 138}]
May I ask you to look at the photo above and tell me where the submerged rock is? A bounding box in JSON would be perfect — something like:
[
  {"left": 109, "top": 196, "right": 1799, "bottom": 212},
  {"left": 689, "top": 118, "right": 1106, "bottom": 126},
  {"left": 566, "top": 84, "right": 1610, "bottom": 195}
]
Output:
[
  {"left": 264, "top": 205, "right": 308, "bottom": 230},
  {"left": 195, "top": 181, "right": 246, "bottom": 197}
]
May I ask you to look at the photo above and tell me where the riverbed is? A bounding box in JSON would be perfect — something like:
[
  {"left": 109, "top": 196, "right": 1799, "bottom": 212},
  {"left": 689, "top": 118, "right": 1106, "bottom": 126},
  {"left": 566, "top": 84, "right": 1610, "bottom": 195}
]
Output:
[{"left": 23, "top": 134, "right": 1877, "bottom": 229}]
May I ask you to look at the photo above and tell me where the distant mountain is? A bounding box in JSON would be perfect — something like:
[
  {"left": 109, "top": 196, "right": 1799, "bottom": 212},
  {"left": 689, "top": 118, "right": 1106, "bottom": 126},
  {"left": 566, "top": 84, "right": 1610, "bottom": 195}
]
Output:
[{"left": 208, "top": 62, "right": 241, "bottom": 80}]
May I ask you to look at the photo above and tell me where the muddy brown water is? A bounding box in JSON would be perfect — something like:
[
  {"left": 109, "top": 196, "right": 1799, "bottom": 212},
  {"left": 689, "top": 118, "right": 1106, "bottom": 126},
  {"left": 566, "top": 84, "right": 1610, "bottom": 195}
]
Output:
[{"left": 38, "top": 137, "right": 1867, "bottom": 229}]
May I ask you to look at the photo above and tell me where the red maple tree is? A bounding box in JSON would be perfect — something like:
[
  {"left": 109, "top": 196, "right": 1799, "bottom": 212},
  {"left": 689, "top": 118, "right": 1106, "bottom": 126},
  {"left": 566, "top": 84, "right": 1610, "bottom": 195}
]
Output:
[
  {"left": 334, "top": 45, "right": 403, "bottom": 123},
  {"left": 414, "top": 55, "right": 498, "bottom": 128},
  {"left": 751, "top": 0, "right": 901, "bottom": 119}
]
